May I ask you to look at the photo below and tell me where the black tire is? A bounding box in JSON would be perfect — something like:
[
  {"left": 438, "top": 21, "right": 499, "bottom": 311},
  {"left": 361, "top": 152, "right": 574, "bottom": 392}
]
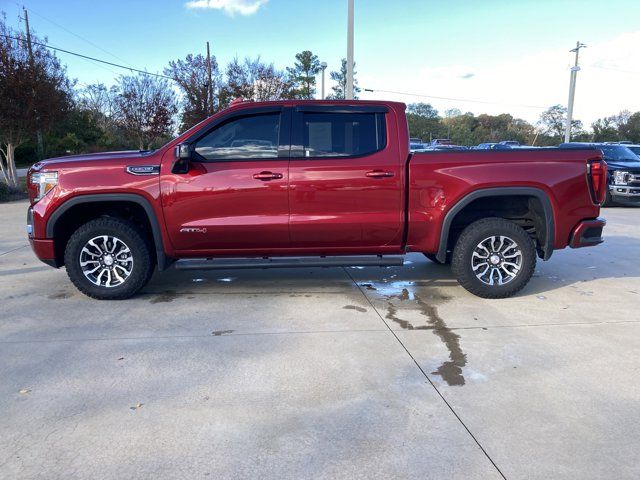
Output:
[
  {"left": 424, "top": 253, "right": 450, "bottom": 265},
  {"left": 602, "top": 188, "right": 616, "bottom": 207},
  {"left": 64, "top": 217, "right": 154, "bottom": 300},
  {"left": 451, "top": 217, "right": 536, "bottom": 299}
]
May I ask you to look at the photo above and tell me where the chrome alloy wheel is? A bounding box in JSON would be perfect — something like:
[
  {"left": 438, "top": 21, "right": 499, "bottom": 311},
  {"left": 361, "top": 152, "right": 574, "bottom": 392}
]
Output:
[
  {"left": 471, "top": 235, "right": 523, "bottom": 286},
  {"left": 79, "top": 235, "right": 134, "bottom": 288}
]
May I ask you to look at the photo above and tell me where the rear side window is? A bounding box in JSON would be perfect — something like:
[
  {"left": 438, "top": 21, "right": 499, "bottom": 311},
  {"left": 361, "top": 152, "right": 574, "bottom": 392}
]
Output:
[
  {"left": 302, "top": 112, "right": 386, "bottom": 158},
  {"left": 195, "top": 113, "right": 280, "bottom": 161}
]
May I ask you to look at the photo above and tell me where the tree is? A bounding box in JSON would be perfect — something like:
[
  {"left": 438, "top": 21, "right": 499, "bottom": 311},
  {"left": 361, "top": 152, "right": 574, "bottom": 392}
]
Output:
[
  {"left": 165, "top": 53, "right": 221, "bottom": 131},
  {"left": 113, "top": 74, "right": 178, "bottom": 150},
  {"left": 287, "top": 50, "right": 321, "bottom": 99},
  {"left": 219, "top": 57, "right": 293, "bottom": 107},
  {"left": 592, "top": 110, "right": 640, "bottom": 143},
  {"left": 248, "top": 60, "right": 294, "bottom": 101},
  {"left": 619, "top": 112, "right": 640, "bottom": 143},
  {"left": 538, "top": 104, "right": 582, "bottom": 139},
  {"left": 0, "top": 16, "right": 72, "bottom": 185},
  {"left": 407, "top": 103, "right": 439, "bottom": 118},
  {"left": 406, "top": 103, "right": 444, "bottom": 142},
  {"left": 327, "top": 58, "right": 361, "bottom": 100}
]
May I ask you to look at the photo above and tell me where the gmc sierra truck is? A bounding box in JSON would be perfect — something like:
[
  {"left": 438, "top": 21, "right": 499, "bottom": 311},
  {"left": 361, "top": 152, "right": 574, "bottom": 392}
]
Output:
[{"left": 26, "top": 100, "right": 608, "bottom": 300}]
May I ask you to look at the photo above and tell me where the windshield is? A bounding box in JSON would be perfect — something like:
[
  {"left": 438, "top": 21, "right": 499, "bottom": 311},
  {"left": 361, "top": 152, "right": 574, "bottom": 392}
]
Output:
[{"left": 600, "top": 145, "right": 640, "bottom": 162}]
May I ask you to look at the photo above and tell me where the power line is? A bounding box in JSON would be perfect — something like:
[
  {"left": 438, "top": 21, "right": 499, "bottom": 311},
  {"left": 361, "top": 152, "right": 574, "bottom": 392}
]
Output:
[
  {"left": 0, "top": 33, "right": 173, "bottom": 80},
  {"left": 15, "top": 1, "right": 137, "bottom": 68},
  {"left": 590, "top": 65, "right": 640, "bottom": 75},
  {"left": 362, "top": 87, "right": 547, "bottom": 110}
]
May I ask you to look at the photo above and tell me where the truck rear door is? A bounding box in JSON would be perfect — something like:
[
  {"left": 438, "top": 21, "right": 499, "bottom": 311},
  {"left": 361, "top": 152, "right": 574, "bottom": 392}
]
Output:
[{"left": 288, "top": 105, "right": 404, "bottom": 249}]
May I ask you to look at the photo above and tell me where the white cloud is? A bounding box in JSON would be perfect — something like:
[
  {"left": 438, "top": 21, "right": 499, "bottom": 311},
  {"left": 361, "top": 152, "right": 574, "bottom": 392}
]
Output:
[
  {"left": 185, "top": 0, "right": 268, "bottom": 16},
  {"left": 360, "top": 31, "right": 640, "bottom": 127}
]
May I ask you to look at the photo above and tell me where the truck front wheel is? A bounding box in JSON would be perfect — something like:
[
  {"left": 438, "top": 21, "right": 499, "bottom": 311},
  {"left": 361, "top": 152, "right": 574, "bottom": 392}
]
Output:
[
  {"left": 64, "top": 218, "right": 154, "bottom": 300},
  {"left": 451, "top": 218, "right": 536, "bottom": 299}
]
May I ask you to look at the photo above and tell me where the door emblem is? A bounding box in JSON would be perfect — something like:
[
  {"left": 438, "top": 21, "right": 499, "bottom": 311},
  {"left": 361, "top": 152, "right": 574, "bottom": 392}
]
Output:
[
  {"left": 180, "top": 227, "right": 208, "bottom": 234},
  {"left": 126, "top": 165, "right": 160, "bottom": 175}
]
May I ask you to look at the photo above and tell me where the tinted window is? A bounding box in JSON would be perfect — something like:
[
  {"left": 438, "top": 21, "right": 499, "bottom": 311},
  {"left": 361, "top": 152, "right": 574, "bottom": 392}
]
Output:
[
  {"left": 302, "top": 113, "right": 385, "bottom": 158},
  {"left": 195, "top": 113, "right": 280, "bottom": 161},
  {"left": 600, "top": 145, "right": 639, "bottom": 162},
  {"left": 627, "top": 146, "right": 640, "bottom": 157}
]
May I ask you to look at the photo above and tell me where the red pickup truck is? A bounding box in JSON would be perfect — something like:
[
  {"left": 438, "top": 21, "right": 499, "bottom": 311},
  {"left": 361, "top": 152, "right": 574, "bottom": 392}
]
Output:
[{"left": 27, "top": 100, "right": 607, "bottom": 300}]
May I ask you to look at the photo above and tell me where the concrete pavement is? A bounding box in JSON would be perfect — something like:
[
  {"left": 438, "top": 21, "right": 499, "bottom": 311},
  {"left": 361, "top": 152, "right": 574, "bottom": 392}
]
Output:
[{"left": 1, "top": 199, "right": 639, "bottom": 479}]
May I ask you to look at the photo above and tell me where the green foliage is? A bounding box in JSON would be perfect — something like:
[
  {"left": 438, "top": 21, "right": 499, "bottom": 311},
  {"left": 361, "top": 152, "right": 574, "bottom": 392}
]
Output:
[
  {"left": 286, "top": 50, "right": 321, "bottom": 99},
  {"left": 327, "top": 58, "right": 361, "bottom": 100},
  {"left": 406, "top": 103, "right": 445, "bottom": 142},
  {"left": 0, "top": 14, "right": 73, "bottom": 184},
  {"left": 3, "top": 10, "right": 639, "bottom": 170},
  {"left": 0, "top": 177, "right": 27, "bottom": 203}
]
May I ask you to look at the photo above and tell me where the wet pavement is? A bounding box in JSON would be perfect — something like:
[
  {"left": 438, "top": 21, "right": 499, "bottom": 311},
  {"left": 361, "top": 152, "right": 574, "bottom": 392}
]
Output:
[{"left": 1, "top": 199, "right": 639, "bottom": 479}]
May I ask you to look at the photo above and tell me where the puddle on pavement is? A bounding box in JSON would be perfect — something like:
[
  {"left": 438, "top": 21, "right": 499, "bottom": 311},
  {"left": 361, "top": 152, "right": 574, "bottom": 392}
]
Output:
[
  {"left": 362, "top": 280, "right": 467, "bottom": 386},
  {"left": 343, "top": 305, "right": 367, "bottom": 313},
  {"left": 150, "top": 290, "right": 180, "bottom": 303}
]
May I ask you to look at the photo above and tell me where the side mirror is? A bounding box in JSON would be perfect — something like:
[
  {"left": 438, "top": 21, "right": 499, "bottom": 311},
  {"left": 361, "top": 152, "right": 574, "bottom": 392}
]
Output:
[
  {"left": 175, "top": 143, "right": 191, "bottom": 159},
  {"left": 172, "top": 144, "right": 191, "bottom": 174}
]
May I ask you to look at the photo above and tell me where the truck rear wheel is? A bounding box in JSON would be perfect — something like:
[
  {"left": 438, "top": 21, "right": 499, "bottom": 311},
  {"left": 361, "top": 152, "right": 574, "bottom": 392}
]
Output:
[
  {"left": 451, "top": 218, "right": 536, "bottom": 299},
  {"left": 64, "top": 218, "right": 154, "bottom": 300}
]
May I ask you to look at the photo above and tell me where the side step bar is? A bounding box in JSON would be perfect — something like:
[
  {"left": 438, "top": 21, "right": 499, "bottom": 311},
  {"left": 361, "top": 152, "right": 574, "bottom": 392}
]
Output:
[{"left": 175, "top": 255, "right": 405, "bottom": 271}]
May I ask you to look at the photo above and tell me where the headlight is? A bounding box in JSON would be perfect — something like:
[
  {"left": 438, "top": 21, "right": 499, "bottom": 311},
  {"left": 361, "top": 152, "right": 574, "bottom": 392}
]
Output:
[
  {"left": 613, "top": 171, "right": 630, "bottom": 185},
  {"left": 31, "top": 171, "right": 58, "bottom": 201}
]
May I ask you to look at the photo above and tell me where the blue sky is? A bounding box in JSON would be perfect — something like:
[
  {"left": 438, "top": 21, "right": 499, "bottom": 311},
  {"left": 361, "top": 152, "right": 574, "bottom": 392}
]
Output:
[{"left": 2, "top": 0, "right": 640, "bottom": 124}]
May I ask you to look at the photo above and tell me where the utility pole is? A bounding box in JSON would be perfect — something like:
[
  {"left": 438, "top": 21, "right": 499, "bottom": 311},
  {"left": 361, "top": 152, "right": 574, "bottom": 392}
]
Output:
[
  {"left": 23, "top": 7, "right": 44, "bottom": 160},
  {"left": 346, "top": 0, "right": 354, "bottom": 100},
  {"left": 206, "top": 41, "right": 214, "bottom": 116},
  {"left": 320, "top": 62, "right": 327, "bottom": 99},
  {"left": 564, "top": 41, "right": 586, "bottom": 143},
  {"left": 23, "top": 8, "right": 34, "bottom": 63}
]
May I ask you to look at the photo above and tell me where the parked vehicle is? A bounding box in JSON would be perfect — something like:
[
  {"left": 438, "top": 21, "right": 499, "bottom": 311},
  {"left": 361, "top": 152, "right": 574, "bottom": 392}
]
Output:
[
  {"left": 560, "top": 142, "right": 640, "bottom": 206},
  {"left": 27, "top": 100, "right": 607, "bottom": 300},
  {"left": 475, "top": 143, "right": 512, "bottom": 150},
  {"left": 422, "top": 145, "right": 469, "bottom": 151},
  {"left": 430, "top": 138, "right": 453, "bottom": 146}
]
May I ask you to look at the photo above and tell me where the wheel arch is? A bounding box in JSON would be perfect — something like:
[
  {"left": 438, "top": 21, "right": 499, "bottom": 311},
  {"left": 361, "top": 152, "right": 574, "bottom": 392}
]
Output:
[
  {"left": 46, "top": 193, "right": 171, "bottom": 271},
  {"left": 436, "top": 187, "right": 555, "bottom": 263}
]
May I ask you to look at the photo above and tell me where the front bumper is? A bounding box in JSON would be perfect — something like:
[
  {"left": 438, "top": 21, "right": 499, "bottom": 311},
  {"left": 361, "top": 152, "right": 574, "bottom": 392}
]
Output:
[
  {"left": 610, "top": 184, "right": 640, "bottom": 206},
  {"left": 569, "top": 217, "right": 606, "bottom": 249},
  {"left": 27, "top": 206, "right": 60, "bottom": 268}
]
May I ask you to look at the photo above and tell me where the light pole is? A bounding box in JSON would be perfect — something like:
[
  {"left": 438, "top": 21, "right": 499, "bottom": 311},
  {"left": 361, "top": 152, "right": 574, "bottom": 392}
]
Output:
[
  {"left": 346, "top": 0, "right": 354, "bottom": 99},
  {"left": 320, "top": 62, "right": 328, "bottom": 99},
  {"left": 564, "top": 41, "right": 586, "bottom": 143}
]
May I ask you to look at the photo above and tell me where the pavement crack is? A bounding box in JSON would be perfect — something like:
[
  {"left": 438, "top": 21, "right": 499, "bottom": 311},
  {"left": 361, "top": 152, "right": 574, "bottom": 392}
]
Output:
[
  {"left": 0, "top": 245, "right": 28, "bottom": 257},
  {"left": 342, "top": 267, "right": 507, "bottom": 480}
]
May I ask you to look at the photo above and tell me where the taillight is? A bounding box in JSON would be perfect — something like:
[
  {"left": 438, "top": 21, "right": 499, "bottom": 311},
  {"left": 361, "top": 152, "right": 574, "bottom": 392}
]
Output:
[{"left": 587, "top": 159, "right": 607, "bottom": 205}]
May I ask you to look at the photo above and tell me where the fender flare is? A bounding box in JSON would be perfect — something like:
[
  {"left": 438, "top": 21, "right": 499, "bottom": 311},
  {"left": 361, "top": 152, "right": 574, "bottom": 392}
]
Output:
[
  {"left": 46, "top": 193, "right": 172, "bottom": 271},
  {"left": 436, "top": 187, "right": 555, "bottom": 262}
]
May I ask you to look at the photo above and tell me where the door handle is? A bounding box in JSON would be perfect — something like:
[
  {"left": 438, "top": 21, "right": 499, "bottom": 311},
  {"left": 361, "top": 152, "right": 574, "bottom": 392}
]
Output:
[
  {"left": 253, "top": 171, "right": 283, "bottom": 181},
  {"left": 365, "top": 170, "right": 394, "bottom": 178}
]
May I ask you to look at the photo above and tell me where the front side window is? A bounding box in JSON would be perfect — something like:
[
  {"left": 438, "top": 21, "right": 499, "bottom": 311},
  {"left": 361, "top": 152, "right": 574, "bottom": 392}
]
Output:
[
  {"left": 302, "top": 112, "right": 385, "bottom": 158},
  {"left": 195, "top": 113, "right": 280, "bottom": 161}
]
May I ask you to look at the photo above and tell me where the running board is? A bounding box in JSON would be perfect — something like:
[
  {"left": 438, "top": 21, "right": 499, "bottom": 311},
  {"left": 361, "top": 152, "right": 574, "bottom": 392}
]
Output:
[{"left": 174, "top": 255, "right": 405, "bottom": 271}]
